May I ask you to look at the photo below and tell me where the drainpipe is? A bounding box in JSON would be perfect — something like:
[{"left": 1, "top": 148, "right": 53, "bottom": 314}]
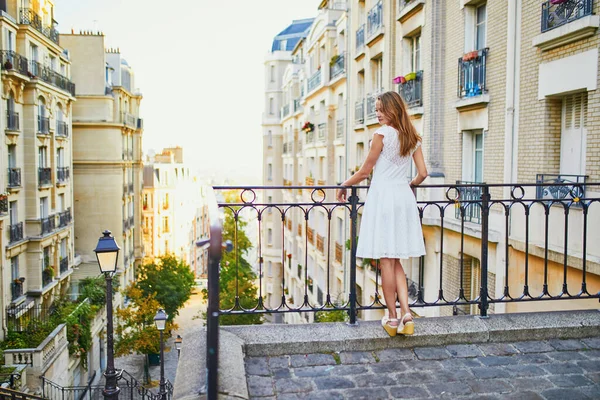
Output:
[{"left": 344, "top": 1, "right": 351, "bottom": 298}]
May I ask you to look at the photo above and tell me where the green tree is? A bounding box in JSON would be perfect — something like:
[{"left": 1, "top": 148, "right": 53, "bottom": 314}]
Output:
[
  {"left": 136, "top": 254, "right": 195, "bottom": 322},
  {"left": 203, "top": 195, "right": 262, "bottom": 325}
]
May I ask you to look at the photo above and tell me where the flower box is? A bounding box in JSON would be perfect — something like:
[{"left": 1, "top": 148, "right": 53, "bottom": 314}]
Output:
[
  {"left": 550, "top": 0, "right": 568, "bottom": 4},
  {"left": 462, "top": 50, "right": 479, "bottom": 62},
  {"left": 404, "top": 72, "right": 417, "bottom": 81}
]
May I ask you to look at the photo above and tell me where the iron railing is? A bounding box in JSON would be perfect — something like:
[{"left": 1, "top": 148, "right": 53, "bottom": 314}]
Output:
[
  {"left": 19, "top": 8, "right": 59, "bottom": 44},
  {"left": 9, "top": 222, "right": 24, "bottom": 243},
  {"left": 0, "top": 196, "right": 6, "bottom": 214},
  {"left": 293, "top": 99, "right": 302, "bottom": 113},
  {"left": 356, "top": 24, "right": 365, "bottom": 51},
  {"left": 56, "top": 120, "right": 68, "bottom": 137},
  {"left": 282, "top": 104, "right": 290, "bottom": 118},
  {"left": 8, "top": 167, "right": 21, "bottom": 188},
  {"left": 541, "top": 0, "right": 593, "bottom": 32},
  {"left": 330, "top": 53, "right": 345, "bottom": 79},
  {"left": 367, "top": 1, "right": 383, "bottom": 38},
  {"left": 458, "top": 48, "right": 489, "bottom": 98},
  {"left": 307, "top": 69, "right": 322, "bottom": 93},
  {"left": 455, "top": 180, "right": 483, "bottom": 224},
  {"left": 59, "top": 208, "right": 71, "bottom": 227},
  {"left": 121, "top": 112, "right": 137, "bottom": 128},
  {"left": 0, "top": 387, "right": 43, "bottom": 399},
  {"left": 1, "top": 50, "right": 30, "bottom": 75},
  {"left": 11, "top": 281, "right": 24, "bottom": 301},
  {"left": 29, "top": 60, "right": 76, "bottom": 96},
  {"left": 41, "top": 215, "right": 55, "bottom": 235},
  {"left": 398, "top": 70, "right": 423, "bottom": 108},
  {"left": 38, "top": 167, "right": 52, "bottom": 186},
  {"left": 6, "top": 303, "right": 53, "bottom": 332},
  {"left": 536, "top": 174, "right": 587, "bottom": 201},
  {"left": 355, "top": 100, "right": 364, "bottom": 124},
  {"left": 366, "top": 91, "right": 382, "bottom": 120},
  {"left": 42, "top": 369, "right": 173, "bottom": 399},
  {"left": 6, "top": 111, "right": 19, "bottom": 131},
  {"left": 42, "top": 269, "right": 53, "bottom": 287},
  {"left": 37, "top": 115, "right": 50, "bottom": 134},
  {"left": 59, "top": 257, "right": 68, "bottom": 274},
  {"left": 56, "top": 167, "right": 69, "bottom": 184}
]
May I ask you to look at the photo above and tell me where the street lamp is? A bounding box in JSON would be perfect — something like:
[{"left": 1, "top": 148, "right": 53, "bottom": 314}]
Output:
[
  {"left": 154, "top": 309, "right": 168, "bottom": 400},
  {"left": 94, "top": 230, "right": 120, "bottom": 400},
  {"left": 175, "top": 335, "right": 183, "bottom": 358}
]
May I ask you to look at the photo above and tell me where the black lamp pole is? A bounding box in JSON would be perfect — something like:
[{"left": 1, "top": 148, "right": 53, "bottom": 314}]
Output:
[
  {"left": 103, "top": 272, "right": 119, "bottom": 400},
  {"left": 154, "top": 309, "right": 168, "bottom": 400}
]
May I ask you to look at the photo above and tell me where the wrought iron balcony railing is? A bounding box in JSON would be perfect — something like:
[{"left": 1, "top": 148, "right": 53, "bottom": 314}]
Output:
[
  {"left": 56, "top": 167, "right": 69, "bottom": 184},
  {"left": 41, "top": 215, "right": 56, "bottom": 235},
  {"left": 6, "top": 111, "right": 19, "bottom": 131},
  {"left": 1, "top": 50, "right": 29, "bottom": 76},
  {"left": 455, "top": 180, "right": 483, "bottom": 224},
  {"left": 42, "top": 269, "right": 53, "bottom": 287},
  {"left": 366, "top": 90, "right": 383, "bottom": 120},
  {"left": 56, "top": 121, "right": 68, "bottom": 137},
  {"left": 8, "top": 168, "right": 21, "bottom": 188},
  {"left": 282, "top": 104, "right": 290, "bottom": 118},
  {"left": 59, "top": 209, "right": 71, "bottom": 227},
  {"left": 121, "top": 112, "right": 137, "bottom": 128},
  {"left": 398, "top": 70, "right": 423, "bottom": 108},
  {"left": 19, "top": 8, "right": 59, "bottom": 44},
  {"left": 38, "top": 167, "right": 52, "bottom": 187},
  {"left": 356, "top": 24, "right": 365, "bottom": 51},
  {"left": 367, "top": 1, "right": 383, "bottom": 38},
  {"left": 330, "top": 53, "right": 345, "bottom": 79},
  {"left": 11, "top": 282, "right": 23, "bottom": 301},
  {"left": 307, "top": 69, "right": 322, "bottom": 93},
  {"left": 458, "top": 48, "right": 489, "bottom": 98},
  {"left": 59, "top": 257, "right": 69, "bottom": 274},
  {"left": 29, "top": 60, "right": 76, "bottom": 96},
  {"left": 9, "top": 222, "right": 23, "bottom": 244},
  {"left": 355, "top": 100, "right": 365, "bottom": 124},
  {"left": 37, "top": 115, "right": 50, "bottom": 135},
  {"left": 541, "top": 0, "right": 593, "bottom": 33},
  {"left": 536, "top": 174, "right": 587, "bottom": 201},
  {"left": 336, "top": 119, "right": 345, "bottom": 139}
]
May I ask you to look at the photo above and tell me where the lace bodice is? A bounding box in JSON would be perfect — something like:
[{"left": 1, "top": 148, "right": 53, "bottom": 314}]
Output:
[{"left": 374, "top": 125, "right": 420, "bottom": 168}]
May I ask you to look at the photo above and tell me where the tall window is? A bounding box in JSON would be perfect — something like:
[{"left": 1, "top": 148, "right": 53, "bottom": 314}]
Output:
[
  {"left": 38, "top": 146, "right": 47, "bottom": 167},
  {"left": 60, "top": 239, "right": 67, "bottom": 259},
  {"left": 462, "top": 130, "right": 484, "bottom": 182},
  {"left": 40, "top": 197, "right": 49, "bottom": 218},
  {"left": 267, "top": 228, "right": 273, "bottom": 245},
  {"left": 9, "top": 201, "right": 17, "bottom": 225},
  {"left": 270, "top": 65, "right": 275, "bottom": 82},
  {"left": 475, "top": 4, "right": 487, "bottom": 50},
  {"left": 58, "top": 194, "right": 65, "bottom": 212},
  {"left": 560, "top": 93, "right": 588, "bottom": 175},
  {"left": 410, "top": 34, "right": 421, "bottom": 71},
  {"left": 57, "top": 147, "right": 64, "bottom": 168},
  {"left": 8, "top": 144, "right": 16, "bottom": 168},
  {"left": 267, "top": 163, "right": 273, "bottom": 181},
  {"left": 268, "top": 130, "right": 273, "bottom": 147},
  {"left": 269, "top": 98, "right": 274, "bottom": 115},
  {"left": 11, "top": 256, "right": 19, "bottom": 281}
]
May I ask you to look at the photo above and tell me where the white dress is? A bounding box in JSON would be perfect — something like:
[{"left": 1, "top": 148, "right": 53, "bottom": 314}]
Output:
[{"left": 356, "top": 125, "right": 426, "bottom": 259}]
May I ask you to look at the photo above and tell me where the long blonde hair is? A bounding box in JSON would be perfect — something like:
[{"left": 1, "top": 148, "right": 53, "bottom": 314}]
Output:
[{"left": 377, "top": 91, "right": 421, "bottom": 157}]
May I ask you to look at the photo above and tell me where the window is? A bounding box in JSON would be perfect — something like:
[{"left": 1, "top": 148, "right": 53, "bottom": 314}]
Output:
[
  {"left": 11, "top": 256, "right": 19, "bottom": 281},
  {"left": 60, "top": 239, "right": 67, "bottom": 258},
  {"left": 7, "top": 30, "right": 14, "bottom": 52},
  {"left": 269, "top": 98, "right": 274, "bottom": 115},
  {"left": 267, "top": 261, "right": 272, "bottom": 277},
  {"left": 268, "top": 130, "right": 273, "bottom": 147},
  {"left": 267, "top": 195, "right": 273, "bottom": 214},
  {"left": 560, "top": 93, "right": 588, "bottom": 175},
  {"left": 9, "top": 201, "right": 17, "bottom": 225},
  {"left": 280, "top": 40, "right": 287, "bottom": 51},
  {"left": 462, "top": 130, "right": 484, "bottom": 182},
  {"left": 267, "top": 228, "right": 273, "bottom": 245},
  {"left": 38, "top": 146, "right": 47, "bottom": 167},
  {"left": 267, "top": 163, "right": 273, "bottom": 181},
  {"left": 43, "top": 246, "right": 51, "bottom": 268},
  {"left": 40, "top": 197, "right": 49, "bottom": 218},
  {"left": 337, "top": 217, "right": 344, "bottom": 245},
  {"left": 337, "top": 156, "right": 344, "bottom": 183},
  {"left": 374, "top": 57, "right": 383, "bottom": 91},
  {"left": 57, "top": 147, "right": 64, "bottom": 168},
  {"left": 6, "top": 94, "right": 14, "bottom": 116},
  {"left": 270, "top": 65, "right": 275, "bottom": 82},
  {"left": 58, "top": 194, "right": 65, "bottom": 212},
  {"left": 8, "top": 145, "right": 16, "bottom": 168},
  {"left": 410, "top": 34, "right": 421, "bottom": 72},
  {"left": 475, "top": 4, "right": 487, "bottom": 50},
  {"left": 162, "top": 216, "right": 170, "bottom": 233},
  {"left": 49, "top": 55, "right": 56, "bottom": 71}
]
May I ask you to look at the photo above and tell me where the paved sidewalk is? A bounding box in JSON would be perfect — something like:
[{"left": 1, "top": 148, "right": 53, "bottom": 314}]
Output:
[{"left": 245, "top": 337, "right": 600, "bottom": 399}]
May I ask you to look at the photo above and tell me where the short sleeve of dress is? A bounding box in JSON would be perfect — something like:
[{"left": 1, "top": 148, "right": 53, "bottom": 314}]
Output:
[
  {"left": 374, "top": 125, "right": 393, "bottom": 138},
  {"left": 411, "top": 140, "right": 422, "bottom": 155}
]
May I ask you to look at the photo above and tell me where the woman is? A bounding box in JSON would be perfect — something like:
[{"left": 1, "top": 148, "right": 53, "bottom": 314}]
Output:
[{"left": 337, "top": 91, "right": 427, "bottom": 336}]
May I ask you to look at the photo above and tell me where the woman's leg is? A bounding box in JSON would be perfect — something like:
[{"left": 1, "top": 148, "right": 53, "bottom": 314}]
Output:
[
  {"left": 380, "top": 258, "right": 398, "bottom": 321},
  {"left": 394, "top": 259, "right": 412, "bottom": 321}
]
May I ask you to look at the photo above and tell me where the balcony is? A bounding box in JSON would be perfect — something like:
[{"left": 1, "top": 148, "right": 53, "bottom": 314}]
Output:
[
  {"left": 317, "top": 123, "right": 327, "bottom": 142},
  {"left": 19, "top": 8, "right": 59, "bottom": 44},
  {"left": 1, "top": 50, "right": 29, "bottom": 76},
  {"left": 38, "top": 167, "right": 52, "bottom": 187},
  {"left": 536, "top": 173, "right": 587, "bottom": 201},
  {"left": 307, "top": 69, "right": 322, "bottom": 93},
  {"left": 56, "top": 121, "right": 68, "bottom": 137},
  {"left": 336, "top": 119, "right": 345, "bottom": 139},
  {"left": 9, "top": 222, "right": 24, "bottom": 243},
  {"left": 42, "top": 269, "right": 53, "bottom": 287},
  {"left": 121, "top": 112, "right": 137, "bottom": 129},
  {"left": 293, "top": 99, "right": 302, "bottom": 113},
  {"left": 366, "top": 1, "right": 384, "bottom": 43},
  {"left": 541, "top": 0, "right": 593, "bottom": 32},
  {"left": 330, "top": 53, "right": 345, "bottom": 80},
  {"left": 282, "top": 104, "right": 290, "bottom": 118},
  {"left": 454, "top": 181, "right": 483, "bottom": 224},
  {"left": 355, "top": 24, "right": 365, "bottom": 52},
  {"left": 355, "top": 100, "right": 365, "bottom": 124},
  {"left": 0, "top": 195, "right": 7, "bottom": 214},
  {"left": 366, "top": 91, "right": 383, "bottom": 121},
  {"left": 59, "top": 257, "right": 68, "bottom": 275},
  {"left": 398, "top": 70, "right": 423, "bottom": 108},
  {"left": 6, "top": 111, "right": 19, "bottom": 131},
  {"left": 37, "top": 115, "right": 50, "bottom": 135},
  {"left": 58, "top": 209, "right": 71, "bottom": 228},
  {"left": 11, "top": 281, "right": 24, "bottom": 301},
  {"left": 8, "top": 168, "right": 21, "bottom": 188},
  {"left": 56, "top": 167, "right": 69, "bottom": 184},
  {"left": 458, "top": 48, "right": 489, "bottom": 99},
  {"left": 29, "top": 60, "right": 76, "bottom": 96},
  {"left": 41, "top": 215, "right": 56, "bottom": 235}
]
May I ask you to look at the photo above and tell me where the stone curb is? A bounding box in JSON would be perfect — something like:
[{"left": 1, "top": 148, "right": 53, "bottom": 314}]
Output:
[{"left": 175, "top": 309, "right": 600, "bottom": 399}]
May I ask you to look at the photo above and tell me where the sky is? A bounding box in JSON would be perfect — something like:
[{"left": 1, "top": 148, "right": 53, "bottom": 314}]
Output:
[{"left": 55, "top": 0, "right": 321, "bottom": 184}]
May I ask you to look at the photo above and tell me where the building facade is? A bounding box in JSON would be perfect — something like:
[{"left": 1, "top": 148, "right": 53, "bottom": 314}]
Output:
[
  {"left": 264, "top": 0, "right": 600, "bottom": 323},
  {"left": 0, "top": 0, "right": 76, "bottom": 337},
  {"left": 61, "top": 32, "right": 144, "bottom": 305}
]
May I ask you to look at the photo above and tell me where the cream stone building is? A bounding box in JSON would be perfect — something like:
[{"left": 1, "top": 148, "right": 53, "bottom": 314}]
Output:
[
  {"left": 265, "top": 0, "right": 600, "bottom": 323},
  {"left": 0, "top": 0, "right": 76, "bottom": 338},
  {"left": 60, "top": 33, "right": 143, "bottom": 306},
  {"left": 142, "top": 147, "right": 205, "bottom": 273}
]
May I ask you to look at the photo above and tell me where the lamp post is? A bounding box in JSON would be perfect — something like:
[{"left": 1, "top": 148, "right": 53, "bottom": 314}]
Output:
[
  {"left": 175, "top": 335, "right": 182, "bottom": 358},
  {"left": 154, "top": 309, "right": 167, "bottom": 400},
  {"left": 94, "top": 230, "right": 121, "bottom": 400}
]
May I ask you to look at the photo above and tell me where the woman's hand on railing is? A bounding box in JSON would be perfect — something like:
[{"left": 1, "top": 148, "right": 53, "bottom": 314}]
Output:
[{"left": 336, "top": 187, "right": 347, "bottom": 202}]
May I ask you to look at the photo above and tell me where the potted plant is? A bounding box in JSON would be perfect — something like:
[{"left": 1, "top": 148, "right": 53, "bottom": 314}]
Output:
[
  {"left": 302, "top": 121, "right": 315, "bottom": 133},
  {"left": 4, "top": 60, "right": 12, "bottom": 70},
  {"left": 462, "top": 50, "right": 479, "bottom": 62},
  {"left": 404, "top": 72, "right": 417, "bottom": 81},
  {"left": 393, "top": 76, "right": 406, "bottom": 84},
  {"left": 330, "top": 55, "right": 340, "bottom": 66}
]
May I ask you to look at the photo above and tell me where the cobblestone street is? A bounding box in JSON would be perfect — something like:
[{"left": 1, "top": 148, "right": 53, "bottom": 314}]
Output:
[{"left": 245, "top": 337, "right": 600, "bottom": 399}]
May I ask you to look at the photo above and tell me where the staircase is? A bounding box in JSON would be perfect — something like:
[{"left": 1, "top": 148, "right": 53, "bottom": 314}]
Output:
[{"left": 0, "top": 387, "right": 44, "bottom": 400}]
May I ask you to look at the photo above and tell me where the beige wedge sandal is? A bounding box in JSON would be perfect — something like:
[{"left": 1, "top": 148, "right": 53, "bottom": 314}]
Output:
[
  {"left": 381, "top": 316, "right": 399, "bottom": 337},
  {"left": 397, "top": 313, "right": 415, "bottom": 335}
]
